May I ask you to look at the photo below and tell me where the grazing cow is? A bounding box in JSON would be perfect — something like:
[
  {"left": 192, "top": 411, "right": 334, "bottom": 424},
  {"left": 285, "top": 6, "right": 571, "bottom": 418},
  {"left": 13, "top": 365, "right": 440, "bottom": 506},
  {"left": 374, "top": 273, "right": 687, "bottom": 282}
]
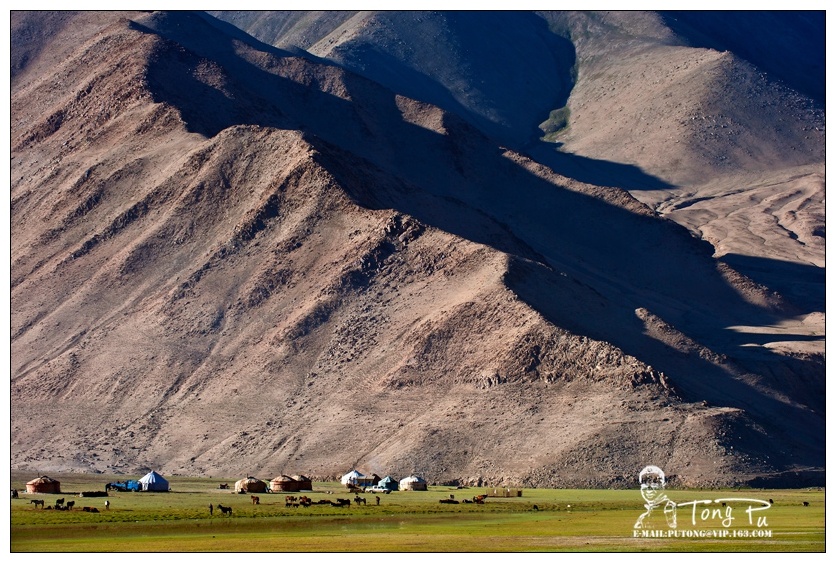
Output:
[
  {"left": 299, "top": 496, "right": 312, "bottom": 507},
  {"left": 217, "top": 504, "right": 233, "bottom": 516},
  {"left": 803, "top": 501, "right": 810, "bottom": 507},
  {"left": 251, "top": 495, "right": 260, "bottom": 505},
  {"left": 55, "top": 498, "right": 65, "bottom": 507},
  {"left": 66, "top": 501, "right": 75, "bottom": 510},
  {"left": 30, "top": 499, "right": 44, "bottom": 508}
]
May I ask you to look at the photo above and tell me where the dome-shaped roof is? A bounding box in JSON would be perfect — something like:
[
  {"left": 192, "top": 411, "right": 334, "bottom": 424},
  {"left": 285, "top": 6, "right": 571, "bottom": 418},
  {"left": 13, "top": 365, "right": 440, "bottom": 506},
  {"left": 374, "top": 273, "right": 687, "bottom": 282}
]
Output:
[
  {"left": 271, "top": 475, "right": 296, "bottom": 482},
  {"left": 400, "top": 475, "right": 426, "bottom": 483},
  {"left": 27, "top": 475, "right": 60, "bottom": 485}
]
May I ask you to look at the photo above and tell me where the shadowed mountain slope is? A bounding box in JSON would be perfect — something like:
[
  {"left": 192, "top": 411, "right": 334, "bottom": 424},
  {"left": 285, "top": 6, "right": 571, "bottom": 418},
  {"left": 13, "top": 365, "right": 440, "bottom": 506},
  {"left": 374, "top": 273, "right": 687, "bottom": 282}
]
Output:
[
  {"left": 11, "top": 11, "right": 823, "bottom": 486},
  {"left": 216, "top": 10, "right": 825, "bottom": 311}
]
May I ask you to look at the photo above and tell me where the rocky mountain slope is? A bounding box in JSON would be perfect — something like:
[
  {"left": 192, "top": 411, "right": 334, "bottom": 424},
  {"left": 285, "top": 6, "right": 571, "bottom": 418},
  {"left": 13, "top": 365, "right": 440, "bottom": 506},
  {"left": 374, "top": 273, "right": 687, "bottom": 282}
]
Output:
[{"left": 10, "top": 11, "right": 824, "bottom": 487}]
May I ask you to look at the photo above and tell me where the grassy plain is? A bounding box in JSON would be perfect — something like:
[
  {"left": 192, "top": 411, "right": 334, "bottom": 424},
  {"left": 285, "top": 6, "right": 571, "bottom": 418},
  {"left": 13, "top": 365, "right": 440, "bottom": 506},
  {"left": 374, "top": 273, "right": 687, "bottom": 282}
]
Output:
[{"left": 10, "top": 472, "right": 824, "bottom": 552}]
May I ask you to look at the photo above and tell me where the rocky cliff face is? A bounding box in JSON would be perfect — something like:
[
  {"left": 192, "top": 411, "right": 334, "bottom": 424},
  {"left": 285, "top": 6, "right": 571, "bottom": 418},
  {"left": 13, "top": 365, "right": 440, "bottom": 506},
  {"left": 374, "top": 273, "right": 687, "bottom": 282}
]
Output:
[{"left": 11, "top": 11, "right": 824, "bottom": 487}]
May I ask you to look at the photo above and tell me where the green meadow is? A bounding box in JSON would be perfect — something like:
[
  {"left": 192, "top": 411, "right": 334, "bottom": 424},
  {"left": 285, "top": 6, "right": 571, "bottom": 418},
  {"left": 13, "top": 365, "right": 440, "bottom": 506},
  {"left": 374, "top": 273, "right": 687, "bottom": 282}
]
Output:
[{"left": 11, "top": 472, "right": 824, "bottom": 552}]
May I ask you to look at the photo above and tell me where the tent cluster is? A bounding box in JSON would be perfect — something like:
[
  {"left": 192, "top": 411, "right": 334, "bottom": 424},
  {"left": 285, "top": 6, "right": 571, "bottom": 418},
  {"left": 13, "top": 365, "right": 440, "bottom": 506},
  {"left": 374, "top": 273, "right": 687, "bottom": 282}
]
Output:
[
  {"left": 270, "top": 475, "right": 313, "bottom": 493},
  {"left": 232, "top": 475, "right": 314, "bottom": 493},
  {"left": 25, "top": 471, "right": 170, "bottom": 495},
  {"left": 340, "top": 470, "right": 427, "bottom": 491}
]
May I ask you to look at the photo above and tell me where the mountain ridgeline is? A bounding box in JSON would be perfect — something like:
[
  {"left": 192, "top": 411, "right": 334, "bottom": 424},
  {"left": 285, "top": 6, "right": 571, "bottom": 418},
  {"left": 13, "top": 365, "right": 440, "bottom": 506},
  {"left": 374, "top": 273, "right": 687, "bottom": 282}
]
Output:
[{"left": 11, "top": 11, "right": 824, "bottom": 487}]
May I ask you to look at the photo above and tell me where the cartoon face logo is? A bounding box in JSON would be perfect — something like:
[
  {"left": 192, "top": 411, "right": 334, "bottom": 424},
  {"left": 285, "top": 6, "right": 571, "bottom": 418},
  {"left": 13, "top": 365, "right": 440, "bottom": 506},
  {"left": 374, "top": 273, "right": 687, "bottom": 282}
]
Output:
[
  {"left": 635, "top": 465, "right": 676, "bottom": 530},
  {"left": 639, "top": 465, "right": 666, "bottom": 504}
]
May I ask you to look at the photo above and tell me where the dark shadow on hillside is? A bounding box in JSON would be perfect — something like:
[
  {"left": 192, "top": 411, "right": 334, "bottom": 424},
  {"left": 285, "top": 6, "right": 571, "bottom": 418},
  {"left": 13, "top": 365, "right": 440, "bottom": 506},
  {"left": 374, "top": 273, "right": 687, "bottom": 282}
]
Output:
[
  {"left": 719, "top": 253, "right": 824, "bottom": 315},
  {"left": 131, "top": 10, "right": 825, "bottom": 472},
  {"left": 659, "top": 11, "right": 825, "bottom": 105},
  {"left": 528, "top": 143, "right": 676, "bottom": 190}
]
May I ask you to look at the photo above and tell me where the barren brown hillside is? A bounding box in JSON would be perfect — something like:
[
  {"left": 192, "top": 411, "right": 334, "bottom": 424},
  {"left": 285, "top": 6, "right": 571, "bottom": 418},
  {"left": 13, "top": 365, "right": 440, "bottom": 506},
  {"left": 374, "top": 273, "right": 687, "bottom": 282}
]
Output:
[{"left": 10, "top": 11, "right": 824, "bottom": 487}]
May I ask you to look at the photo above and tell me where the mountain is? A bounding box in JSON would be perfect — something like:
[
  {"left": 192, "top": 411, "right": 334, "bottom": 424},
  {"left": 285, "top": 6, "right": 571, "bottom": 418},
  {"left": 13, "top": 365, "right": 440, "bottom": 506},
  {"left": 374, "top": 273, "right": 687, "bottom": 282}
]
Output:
[{"left": 10, "top": 10, "right": 824, "bottom": 487}]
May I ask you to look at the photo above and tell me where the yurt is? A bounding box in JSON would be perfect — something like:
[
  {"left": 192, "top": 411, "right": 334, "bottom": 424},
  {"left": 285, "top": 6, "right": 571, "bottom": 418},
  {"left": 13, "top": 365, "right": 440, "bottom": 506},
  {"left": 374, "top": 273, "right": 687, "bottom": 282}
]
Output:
[
  {"left": 270, "top": 475, "right": 300, "bottom": 493},
  {"left": 139, "top": 470, "right": 170, "bottom": 492},
  {"left": 26, "top": 475, "right": 61, "bottom": 494},
  {"left": 399, "top": 475, "right": 428, "bottom": 491},
  {"left": 236, "top": 476, "right": 268, "bottom": 493},
  {"left": 377, "top": 476, "right": 399, "bottom": 492},
  {"left": 341, "top": 469, "right": 364, "bottom": 487},
  {"left": 291, "top": 475, "right": 313, "bottom": 491}
]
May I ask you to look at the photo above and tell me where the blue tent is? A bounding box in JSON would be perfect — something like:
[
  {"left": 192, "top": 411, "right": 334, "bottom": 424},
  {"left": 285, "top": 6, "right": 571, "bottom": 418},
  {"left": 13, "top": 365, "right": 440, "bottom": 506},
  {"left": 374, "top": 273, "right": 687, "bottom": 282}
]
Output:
[
  {"left": 378, "top": 476, "right": 398, "bottom": 491},
  {"left": 139, "top": 470, "right": 170, "bottom": 492}
]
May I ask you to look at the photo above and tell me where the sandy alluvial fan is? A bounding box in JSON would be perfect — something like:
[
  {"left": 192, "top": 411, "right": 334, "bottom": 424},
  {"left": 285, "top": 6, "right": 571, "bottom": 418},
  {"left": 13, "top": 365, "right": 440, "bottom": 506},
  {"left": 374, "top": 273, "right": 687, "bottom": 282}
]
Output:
[{"left": 11, "top": 11, "right": 823, "bottom": 487}]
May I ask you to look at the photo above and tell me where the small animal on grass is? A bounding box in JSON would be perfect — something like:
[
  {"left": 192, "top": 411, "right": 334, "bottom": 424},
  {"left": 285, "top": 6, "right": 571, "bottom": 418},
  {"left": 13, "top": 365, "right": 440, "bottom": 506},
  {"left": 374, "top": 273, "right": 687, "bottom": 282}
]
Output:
[
  {"left": 439, "top": 499, "right": 459, "bottom": 504},
  {"left": 217, "top": 504, "right": 233, "bottom": 516},
  {"left": 209, "top": 503, "right": 213, "bottom": 515},
  {"left": 376, "top": 496, "right": 380, "bottom": 506},
  {"left": 769, "top": 499, "right": 774, "bottom": 504},
  {"left": 66, "top": 501, "right": 75, "bottom": 510},
  {"left": 532, "top": 505, "right": 539, "bottom": 511},
  {"left": 251, "top": 495, "right": 260, "bottom": 505},
  {"left": 11, "top": 489, "right": 19, "bottom": 499},
  {"left": 104, "top": 500, "right": 110, "bottom": 510},
  {"left": 30, "top": 499, "right": 44, "bottom": 508},
  {"left": 803, "top": 501, "right": 810, "bottom": 507},
  {"left": 82, "top": 506, "right": 100, "bottom": 513},
  {"left": 353, "top": 496, "right": 366, "bottom": 505},
  {"left": 55, "top": 498, "right": 65, "bottom": 507}
]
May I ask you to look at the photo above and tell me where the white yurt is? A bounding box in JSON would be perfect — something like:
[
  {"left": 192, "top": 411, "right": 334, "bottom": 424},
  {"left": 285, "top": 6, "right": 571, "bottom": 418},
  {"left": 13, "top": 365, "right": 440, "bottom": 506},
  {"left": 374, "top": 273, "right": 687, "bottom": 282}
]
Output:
[
  {"left": 340, "top": 470, "right": 364, "bottom": 487},
  {"left": 399, "top": 475, "right": 427, "bottom": 491}
]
